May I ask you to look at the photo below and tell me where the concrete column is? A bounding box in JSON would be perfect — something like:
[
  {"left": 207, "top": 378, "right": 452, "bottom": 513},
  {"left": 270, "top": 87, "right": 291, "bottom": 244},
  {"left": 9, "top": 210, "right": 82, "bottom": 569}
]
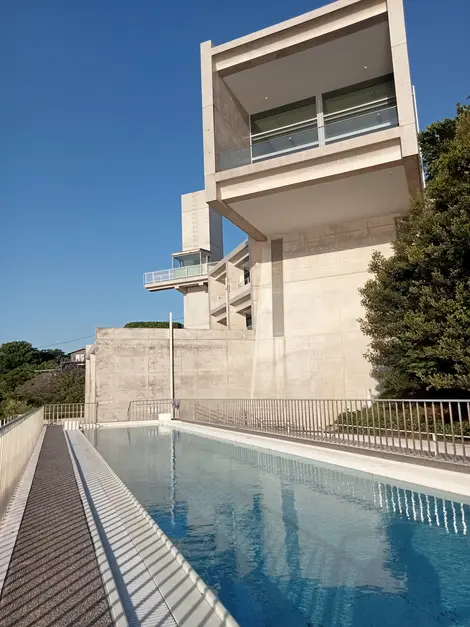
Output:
[{"left": 184, "top": 285, "right": 210, "bottom": 329}]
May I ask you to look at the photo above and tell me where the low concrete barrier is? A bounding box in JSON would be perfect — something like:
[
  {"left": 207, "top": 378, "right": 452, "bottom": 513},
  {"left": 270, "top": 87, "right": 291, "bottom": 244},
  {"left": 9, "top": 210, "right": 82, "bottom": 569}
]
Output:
[{"left": 0, "top": 408, "right": 44, "bottom": 521}]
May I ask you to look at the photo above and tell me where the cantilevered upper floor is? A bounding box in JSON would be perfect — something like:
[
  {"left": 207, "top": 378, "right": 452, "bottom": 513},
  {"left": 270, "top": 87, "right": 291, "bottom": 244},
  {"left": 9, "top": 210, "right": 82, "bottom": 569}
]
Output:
[{"left": 201, "top": 0, "right": 422, "bottom": 240}]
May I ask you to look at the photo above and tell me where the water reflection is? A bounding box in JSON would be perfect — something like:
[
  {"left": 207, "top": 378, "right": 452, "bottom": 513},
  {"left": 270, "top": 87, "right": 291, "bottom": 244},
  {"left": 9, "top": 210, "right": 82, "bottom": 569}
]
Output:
[{"left": 89, "top": 427, "right": 470, "bottom": 627}]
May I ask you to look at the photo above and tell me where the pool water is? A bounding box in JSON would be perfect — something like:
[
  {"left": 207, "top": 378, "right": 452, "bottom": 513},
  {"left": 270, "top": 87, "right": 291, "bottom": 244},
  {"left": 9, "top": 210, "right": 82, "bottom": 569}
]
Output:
[{"left": 88, "top": 427, "right": 470, "bottom": 627}]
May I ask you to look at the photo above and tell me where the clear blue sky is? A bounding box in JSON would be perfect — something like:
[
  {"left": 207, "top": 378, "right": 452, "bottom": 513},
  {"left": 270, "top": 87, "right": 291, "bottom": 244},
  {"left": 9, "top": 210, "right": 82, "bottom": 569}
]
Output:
[{"left": 0, "top": 0, "right": 468, "bottom": 352}]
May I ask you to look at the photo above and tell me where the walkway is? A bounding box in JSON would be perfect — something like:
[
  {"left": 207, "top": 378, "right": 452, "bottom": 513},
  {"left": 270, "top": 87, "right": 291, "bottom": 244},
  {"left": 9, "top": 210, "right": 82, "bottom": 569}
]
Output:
[{"left": 0, "top": 426, "right": 113, "bottom": 627}]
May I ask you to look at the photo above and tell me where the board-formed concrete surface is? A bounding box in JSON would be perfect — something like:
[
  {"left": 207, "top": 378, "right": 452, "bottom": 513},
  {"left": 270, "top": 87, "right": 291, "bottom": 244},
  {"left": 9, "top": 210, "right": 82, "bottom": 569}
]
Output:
[{"left": 0, "top": 426, "right": 113, "bottom": 627}]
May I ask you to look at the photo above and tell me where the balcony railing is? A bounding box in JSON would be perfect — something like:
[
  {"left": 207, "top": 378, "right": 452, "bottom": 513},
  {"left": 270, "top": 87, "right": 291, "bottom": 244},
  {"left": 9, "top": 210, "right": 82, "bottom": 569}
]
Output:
[
  {"left": 218, "top": 104, "right": 398, "bottom": 172},
  {"left": 324, "top": 103, "right": 398, "bottom": 144},
  {"left": 144, "top": 263, "right": 217, "bottom": 286}
]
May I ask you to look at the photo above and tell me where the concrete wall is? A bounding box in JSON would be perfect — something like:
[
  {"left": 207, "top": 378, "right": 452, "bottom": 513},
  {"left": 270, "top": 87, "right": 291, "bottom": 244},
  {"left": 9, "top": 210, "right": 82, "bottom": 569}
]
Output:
[
  {"left": 181, "top": 190, "right": 223, "bottom": 261},
  {"left": 180, "top": 190, "right": 223, "bottom": 330},
  {"left": 184, "top": 286, "right": 210, "bottom": 330},
  {"left": 212, "top": 73, "right": 250, "bottom": 165},
  {"left": 90, "top": 219, "right": 395, "bottom": 414},
  {"left": 249, "top": 215, "right": 396, "bottom": 398},
  {"left": 88, "top": 328, "right": 254, "bottom": 421}
]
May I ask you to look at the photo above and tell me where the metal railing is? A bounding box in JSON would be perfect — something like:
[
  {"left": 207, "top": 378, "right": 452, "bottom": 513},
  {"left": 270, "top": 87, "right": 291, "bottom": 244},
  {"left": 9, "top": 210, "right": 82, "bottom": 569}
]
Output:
[
  {"left": 0, "top": 416, "right": 20, "bottom": 428},
  {"left": 218, "top": 104, "right": 398, "bottom": 171},
  {"left": 44, "top": 403, "right": 98, "bottom": 425},
  {"left": 129, "top": 398, "right": 470, "bottom": 466},
  {"left": 144, "top": 263, "right": 217, "bottom": 286},
  {"left": 127, "top": 400, "right": 173, "bottom": 421},
  {"left": 0, "top": 408, "right": 44, "bottom": 521}
]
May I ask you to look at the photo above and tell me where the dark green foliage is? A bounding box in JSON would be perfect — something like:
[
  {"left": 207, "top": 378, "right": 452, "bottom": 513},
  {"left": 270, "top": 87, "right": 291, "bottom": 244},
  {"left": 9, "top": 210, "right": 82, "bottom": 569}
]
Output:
[
  {"left": 0, "top": 341, "right": 83, "bottom": 419},
  {"left": 336, "top": 402, "right": 470, "bottom": 438},
  {"left": 360, "top": 104, "right": 470, "bottom": 398},
  {"left": 124, "top": 321, "right": 184, "bottom": 329},
  {"left": 16, "top": 369, "right": 85, "bottom": 406},
  {"left": 0, "top": 342, "right": 64, "bottom": 373},
  {"left": 419, "top": 111, "right": 460, "bottom": 181}
]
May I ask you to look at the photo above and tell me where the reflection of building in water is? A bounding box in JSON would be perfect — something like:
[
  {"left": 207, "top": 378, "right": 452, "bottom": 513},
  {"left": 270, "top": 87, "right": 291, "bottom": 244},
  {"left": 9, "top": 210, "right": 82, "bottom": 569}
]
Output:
[
  {"left": 177, "top": 432, "right": 468, "bottom": 537},
  {"left": 90, "top": 427, "right": 470, "bottom": 625}
]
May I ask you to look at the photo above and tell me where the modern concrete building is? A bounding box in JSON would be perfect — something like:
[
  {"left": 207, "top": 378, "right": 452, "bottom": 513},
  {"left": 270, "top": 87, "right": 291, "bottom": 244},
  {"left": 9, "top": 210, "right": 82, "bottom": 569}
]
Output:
[
  {"left": 144, "top": 191, "right": 224, "bottom": 329},
  {"left": 137, "top": 0, "right": 422, "bottom": 401}
]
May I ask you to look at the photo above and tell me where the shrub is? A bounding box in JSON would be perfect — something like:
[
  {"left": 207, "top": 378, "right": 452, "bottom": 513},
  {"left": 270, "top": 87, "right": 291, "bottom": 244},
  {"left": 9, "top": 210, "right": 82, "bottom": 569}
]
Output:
[
  {"left": 124, "top": 321, "right": 184, "bottom": 329},
  {"left": 335, "top": 402, "right": 470, "bottom": 438}
]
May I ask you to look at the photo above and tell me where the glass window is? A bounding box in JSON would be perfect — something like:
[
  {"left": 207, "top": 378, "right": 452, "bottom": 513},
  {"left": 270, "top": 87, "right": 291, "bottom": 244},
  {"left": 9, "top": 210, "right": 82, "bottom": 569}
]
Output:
[
  {"left": 251, "top": 98, "right": 317, "bottom": 136},
  {"left": 173, "top": 253, "right": 201, "bottom": 268},
  {"left": 323, "top": 75, "right": 395, "bottom": 116},
  {"left": 201, "top": 251, "right": 211, "bottom": 264}
]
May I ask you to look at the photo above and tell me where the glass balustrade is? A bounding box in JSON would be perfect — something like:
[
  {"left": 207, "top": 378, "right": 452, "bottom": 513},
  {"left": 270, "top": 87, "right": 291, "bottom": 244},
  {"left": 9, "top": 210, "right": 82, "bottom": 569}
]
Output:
[
  {"left": 217, "top": 75, "right": 400, "bottom": 172},
  {"left": 324, "top": 105, "right": 398, "bottom": 144}
]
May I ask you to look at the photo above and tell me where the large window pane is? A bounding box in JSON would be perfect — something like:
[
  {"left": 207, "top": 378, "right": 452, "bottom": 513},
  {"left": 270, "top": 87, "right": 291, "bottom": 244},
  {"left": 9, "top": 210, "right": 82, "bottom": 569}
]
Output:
[
  {"left": 323, "top": 75, "right": 395, "bottom": 116},
  {"left": 251, "top": 98, "right": 317, "bottom": 135}
]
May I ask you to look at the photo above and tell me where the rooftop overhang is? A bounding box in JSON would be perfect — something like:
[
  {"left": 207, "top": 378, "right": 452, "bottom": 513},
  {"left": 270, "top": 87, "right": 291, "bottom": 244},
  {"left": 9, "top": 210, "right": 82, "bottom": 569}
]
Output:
[
  {"left": 171, "top": 248, "right": 211, "bottom": 258},
  {"left": 210, "top": 0, "right": 389, "bottom": 78},
  {"left": 218, "top": 18, "right": 392, "bottom": 114}
]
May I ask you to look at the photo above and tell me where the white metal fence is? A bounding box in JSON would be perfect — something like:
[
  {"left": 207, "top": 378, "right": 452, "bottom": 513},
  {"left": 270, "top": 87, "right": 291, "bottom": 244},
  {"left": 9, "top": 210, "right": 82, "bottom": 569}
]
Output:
[
  {"left": 43, "top": 403, "right": 98, "bottom": 425},
  {"left": 0, "top": 416, "right": 20, "bottom": 428},
  {"left": 127, "top": 400, "right": 173, "bottom": 421},
  {"left": 128, "top": 398, "right": 470, "bottom": 466},
  {"left": 0, "top": 408, "right": 44, "bottom": 521},
  {"left": 144, "top": 263, "right": 217, "bottom": 286}
]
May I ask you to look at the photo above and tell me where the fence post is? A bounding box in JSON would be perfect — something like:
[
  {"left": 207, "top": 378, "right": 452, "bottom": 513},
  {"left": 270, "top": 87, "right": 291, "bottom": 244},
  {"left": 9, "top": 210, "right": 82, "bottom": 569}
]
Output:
[{"left": 169, "top": 312, "right": 175, "bottom": 419}]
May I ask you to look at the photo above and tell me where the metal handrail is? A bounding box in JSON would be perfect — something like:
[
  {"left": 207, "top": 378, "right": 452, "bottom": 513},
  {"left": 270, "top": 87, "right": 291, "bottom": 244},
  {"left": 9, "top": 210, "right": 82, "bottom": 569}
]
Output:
[
  {"left": 43, "top": 403, "right": 98, "bottom": 425},
  {"left": 127, "top": 398, "right": 470, "bottom": 466},
  {"left": 251, "top": 116, "right": 318, "bottom": 141},
  {"left": 237, "top": 277, "right": 251, "bottom": 289},
  {"left": 218, "top": 103, "right": 398, "bottom": 171},
  {"left": 144, "top": 262, "right": 218, "bottom": 286}
]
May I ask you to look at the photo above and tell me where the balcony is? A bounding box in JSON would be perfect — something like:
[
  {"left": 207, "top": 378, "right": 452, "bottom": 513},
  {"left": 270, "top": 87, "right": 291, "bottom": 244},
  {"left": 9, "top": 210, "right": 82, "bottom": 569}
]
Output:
[
  {"left": 219, "top": 102, "right": 398, "bottom": 172},
  {"left": 229, "top": 276, "right": 251, "bottom": 307},
  {"left": 144, "top": 263, "right": 217, "bottom": 292},
  {"left": 202, "top": 5, "right": 422, "bottom": 239}
]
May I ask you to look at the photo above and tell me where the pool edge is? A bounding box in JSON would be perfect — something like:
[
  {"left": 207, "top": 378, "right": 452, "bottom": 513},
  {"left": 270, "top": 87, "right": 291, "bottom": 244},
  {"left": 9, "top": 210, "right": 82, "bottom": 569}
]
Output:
[
  {"left": 68, "top": 429, "right": 239, "bottom": 627},
  {"left": 167, "top": 420, "right": 470, "bottom": 501}
]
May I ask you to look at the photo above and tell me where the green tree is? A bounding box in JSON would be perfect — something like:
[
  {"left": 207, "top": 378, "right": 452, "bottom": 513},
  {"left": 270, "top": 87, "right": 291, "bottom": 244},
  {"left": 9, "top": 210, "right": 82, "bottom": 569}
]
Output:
[
  {"left": 0, "top": 398, "right": 30, "bottom": 419},
  {"left": 0, "top": 342, "right": 37, "bottom": 373},
  {"left": 0, "top": 341, "right": 77, "bottom": 417},
  {"left": 360, "top": 103, "right": 470, "bottom": 398},
  {"left": 15, "top": 369, "right": 85, "bottom": 406},
  {"left": 0, "top": 342, "right": 64, "bottom": 374}
]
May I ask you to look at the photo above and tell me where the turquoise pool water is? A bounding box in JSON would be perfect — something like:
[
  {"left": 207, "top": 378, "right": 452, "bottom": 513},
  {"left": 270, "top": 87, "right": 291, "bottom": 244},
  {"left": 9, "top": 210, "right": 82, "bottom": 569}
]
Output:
[{"left": 88, "top": 426, "right": 470, "bottom": 627}]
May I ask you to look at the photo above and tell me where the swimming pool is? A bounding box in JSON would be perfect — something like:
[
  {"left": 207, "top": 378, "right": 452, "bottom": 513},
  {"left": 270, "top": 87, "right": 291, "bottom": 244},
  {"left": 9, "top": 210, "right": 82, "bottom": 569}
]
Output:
[{"left": 88, "top": 426, "right": 470, "bottom": 627}]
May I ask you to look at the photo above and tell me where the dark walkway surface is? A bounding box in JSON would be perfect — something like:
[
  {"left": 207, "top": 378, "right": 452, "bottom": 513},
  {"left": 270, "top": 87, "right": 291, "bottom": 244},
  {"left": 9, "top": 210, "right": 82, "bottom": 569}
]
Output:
[{"left": 0, "top": 426, "right": 113, "bottom": 627}]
